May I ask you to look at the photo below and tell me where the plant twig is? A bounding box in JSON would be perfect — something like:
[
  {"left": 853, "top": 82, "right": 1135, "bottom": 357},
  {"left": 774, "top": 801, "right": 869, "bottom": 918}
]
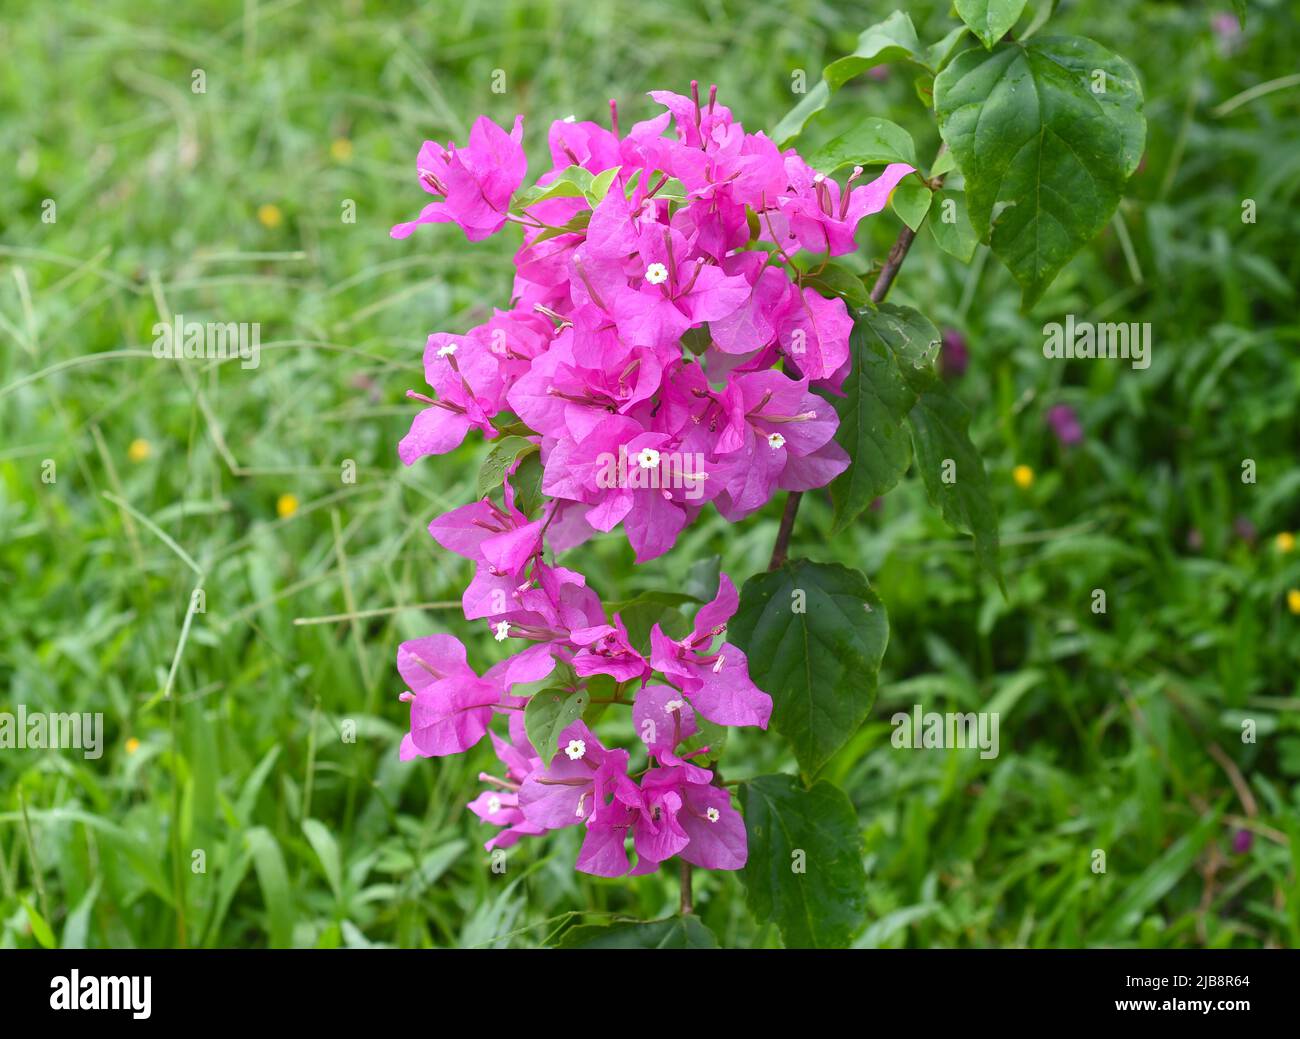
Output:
[
  {"left": 679, "top": 858, "right": 693, "bottom": 915},
  {"left": 767, "top": 170, "right": 940, "bottom": 570}
]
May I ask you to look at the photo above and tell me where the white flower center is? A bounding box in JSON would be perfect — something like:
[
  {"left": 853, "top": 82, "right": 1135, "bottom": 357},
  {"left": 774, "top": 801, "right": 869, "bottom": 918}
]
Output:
[
  {"left": 645, "top": 262, "right": 669, "bottom": 285},
  {"left": 636, "top": 447, "right": 661, "bottom": 470},
  {"left": 664, "top": 699, "right": 686, "bottom": 714},
  {"left": 564, "top": 738, "right": 587, "bottom": 761},
  {"left": 487, "top": 795, "right": 502, "bottom": 814},
  {"left": 706, "top": 807, "right": 720, "bottom": 823},
  {"left": 493, "top": 621, "right": 511, "bottom": 642},
  {"left": 767, "top": 432, "right": 786, "bottom": 450},
  {"left": 436, "top": 342, "right": 458, "bottom": 358}
]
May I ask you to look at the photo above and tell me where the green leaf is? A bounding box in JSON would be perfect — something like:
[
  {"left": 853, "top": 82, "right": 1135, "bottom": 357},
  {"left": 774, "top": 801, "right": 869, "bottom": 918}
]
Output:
[
  {"left": 955, "top": 0, "right": 1028, "bottom": 49},
  {"left": 555, "top": 915, "right": 719, "bottom": 948},
  {"left": 587, "top": 165, "right": 621, "bottom": 204},
  {"left": 1094, "top": 811, "right": 1220, "bottom": 939},
  {"left": 928, "top": 189, "right": 979, "bottom": 262},
  {"left": 801, "top": 261, "right": 872, "bottom": 309},
  {"left": 739, "top": 775, "right": 867, "bottom": 948},
  {"left": 890, "top": 174, "right": 932, "bottom": 231},
  {"left": 926, "top": 25, "right": 972, "bottom": 73},
  {"left": 934, "top": 36, "right": 1145, "bottom": 306},
  {"left": 21, "top": 898, "right": 56, "bottom": 949},
  {"left": 803, "top": 117, "right": 918, "bottom": 173},
  {"left": 509, "top": 451, "right": 546, "bottom": 517},
  {"left": 245, "top": 826, "right": 294, "bottom": 947},
  {"left": 609, "top": 590, "right": 694, "bottom": 653},
  {"left": 829, "top": 305, "right": 935, "bottom": 531},
  {"left": 477, "top": 435, "right": 538, "bottom": 499},
  {"left": 774, "top": 12, "right": 926, "bottom": 145},
  {"left": 730, "top": 560, "right": 889, "bottom": 776},
  {"left": 510, "top": 166, "right": 593, "bottom": 211},
  {"left": 302, "top": 818, "right": 344, "bottom": 901},
  {"left": 525, "top": 686, "right": 591, "bottom": 765},
  {"left": 906, "top": 378, "right": 1003, "bottom": 586}
]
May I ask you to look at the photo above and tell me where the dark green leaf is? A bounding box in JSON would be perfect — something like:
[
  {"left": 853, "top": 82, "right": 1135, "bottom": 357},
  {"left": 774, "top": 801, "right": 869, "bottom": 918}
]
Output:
[
  {"left": 477, "top": 435, "right": 538, "bottom": 500},
  {"left": 955, "top": 0, "right": 1029, "bottom": 49},
  {"left": 739, "top": 775, "right": 867, "bottom": 948},
  {"left": 554, "top": 915, "right": 719, "bottom": 948},
  {"left": 509, "top": 451, "right": 546, "bottom": 517},
  {"left": 803, "top": 117, "right": 918, "bottom": 173},
  {"left": 934, "top": 36, "right": 1145, "bottom": 305},
  {"left": 802, "top": 262, "right": 873, "bottom": 309},
  {"left": 906, "top": 378, "right": 1003, "bottom": 586},
  {"left": 610, "top": 591, "right": 694, "bottom": 653},
  {"left": 730, "top": 560, "right": 889, "bottom": 776},
  {"left": 829, "top": 305, "right": 928, "bottom": 531}
]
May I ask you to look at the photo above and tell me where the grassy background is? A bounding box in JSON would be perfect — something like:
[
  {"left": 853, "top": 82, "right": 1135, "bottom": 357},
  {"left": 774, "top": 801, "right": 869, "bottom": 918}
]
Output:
[{"left": 1, "top": 0, "right": 1298, "bottom": 948}]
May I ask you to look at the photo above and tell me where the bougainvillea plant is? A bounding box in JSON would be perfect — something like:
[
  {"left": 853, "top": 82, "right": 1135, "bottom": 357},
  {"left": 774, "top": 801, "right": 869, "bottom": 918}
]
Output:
[{"left": 390, "top": 5, "right": 1144, "bottom": 947}]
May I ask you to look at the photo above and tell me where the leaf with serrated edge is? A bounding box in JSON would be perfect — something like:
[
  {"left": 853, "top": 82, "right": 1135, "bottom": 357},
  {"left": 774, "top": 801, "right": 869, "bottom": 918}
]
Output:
[
  {"left": 730, "top": 560, "right": 888, "bottom": 776},
  {"left": 739, "top": 775, "right": 867, "bottom": 947},
  {"left": 934, "top": 36, "right": 1144, "bottom": 305}
]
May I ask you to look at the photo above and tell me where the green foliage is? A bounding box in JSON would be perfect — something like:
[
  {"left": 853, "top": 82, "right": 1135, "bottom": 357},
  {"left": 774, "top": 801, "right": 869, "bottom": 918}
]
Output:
[
  {"left": 524, "top": 687, "right": 591, "bottom": 766},
  {"left": 731, "top": 561, "right": 889, "bottom": 777},
  {"left": 934, "top": 36, "right": 1146, "bottom": 305},
  {"left": 739, "top": 775, "right": 868, "bottom": 947},
  {"left": 554, "top": 914, "right": 720, "bottom": 948}
]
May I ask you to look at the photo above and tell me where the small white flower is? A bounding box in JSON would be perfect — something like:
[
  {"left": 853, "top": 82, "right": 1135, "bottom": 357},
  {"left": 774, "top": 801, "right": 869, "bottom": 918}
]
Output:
[
  {"left": 564, "top": 738, "right": 587, "bottom": 761},
  {"left": 813, "top": 173, "right": 825, "bottom": 184},
  {"left": 493, "top": 621, "right": 511, "bottom": 642},
  {"left": 636, "top": 447, "right": 661, "bottom": 470},
  {"left": 664, "top": 699, "right": 686, "bottom": 714},
  {"left": 767, "top": 432, "right": 786, "bottom": 450},
  {"left": 487, "top": 795, "right": 502, "bottom": 815},
  {"left": 436, "top": 342, "right": 458, "bottom": 358},
  {"left": 711, "top": 654, "right": 726, "bottom": 674},
  {"left": 706, "top": 807, "right": 721, "bottom": 823},
  {"left": 645, "top": 262, "right": 669, "bottom": 285}
]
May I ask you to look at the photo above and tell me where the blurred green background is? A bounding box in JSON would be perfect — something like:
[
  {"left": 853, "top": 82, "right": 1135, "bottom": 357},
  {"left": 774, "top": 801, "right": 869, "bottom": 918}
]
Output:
[{"left": 1, "top": 0, "right": 1298, "bottom": 948}]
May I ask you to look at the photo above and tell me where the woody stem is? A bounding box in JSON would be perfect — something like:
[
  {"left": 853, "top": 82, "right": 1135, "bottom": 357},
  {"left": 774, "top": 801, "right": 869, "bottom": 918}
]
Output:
[{"left": 767, "top": 157, "right": 945, "bottom": 571}]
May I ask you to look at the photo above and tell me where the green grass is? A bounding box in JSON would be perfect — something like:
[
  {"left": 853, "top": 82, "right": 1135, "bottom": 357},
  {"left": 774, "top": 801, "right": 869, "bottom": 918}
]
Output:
[{"left": 1, "top": 0, "right": 1298, "bottom": 948}]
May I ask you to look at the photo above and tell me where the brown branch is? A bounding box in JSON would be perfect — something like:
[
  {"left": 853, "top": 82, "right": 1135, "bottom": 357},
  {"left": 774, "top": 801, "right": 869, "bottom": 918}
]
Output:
[{"left": 679, "top": 858, "right": 693, "bottom": 915}]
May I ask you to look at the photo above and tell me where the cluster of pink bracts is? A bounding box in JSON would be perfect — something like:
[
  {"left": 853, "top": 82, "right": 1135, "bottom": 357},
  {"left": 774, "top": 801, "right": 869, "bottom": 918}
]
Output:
[{"left": 394, "top": 86, "right": 911, "bottom": 876}]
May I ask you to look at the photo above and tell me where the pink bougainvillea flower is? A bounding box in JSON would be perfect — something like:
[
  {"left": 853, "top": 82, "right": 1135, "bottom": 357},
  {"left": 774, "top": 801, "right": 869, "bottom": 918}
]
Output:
[
  {"left": 712, "top": 369, "right": 847, "bottom": 521},
  {"left": 467, "top": 714, "right": 546, "bottom": 851},
  {"left": 518, "top": 721, "right": 645, "bottom": 876},
  {"left": 570, "top": 614, "right": 651, "bottom": 683},
  {"left": 397, "top": 635, "right": 499, "bottom": 759},
  {"left": 632, "top": 684, "right": 714, "bottom": 778},
  {"left": 398, "top": 332, "right": 504, "bottom": 464},
  {"left": 650, "top": 574, "right": 771, "bottom": 728},
  {"left": 778, "top": 160, "right": 914, "bottom": 257},
  {"left": 630, "top": 766, "right": 746, "bottom": 871},
  {"left": 391, "top": 115, "right": 527, "bottom": 241}
]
